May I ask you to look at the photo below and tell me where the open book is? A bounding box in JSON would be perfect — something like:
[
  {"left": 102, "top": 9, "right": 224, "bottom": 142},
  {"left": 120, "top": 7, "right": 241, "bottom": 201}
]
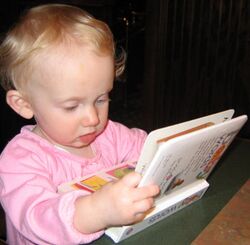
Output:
[
  {"left": 135, "top": 109, "right": 247, "bottom": 197},
  {"left": 58, "top": 109, "right": 247, "bottom": 242}
]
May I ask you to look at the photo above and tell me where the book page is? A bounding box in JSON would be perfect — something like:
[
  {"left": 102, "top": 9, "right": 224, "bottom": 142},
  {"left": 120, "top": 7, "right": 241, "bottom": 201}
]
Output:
[
  {"left": 136, "top": 109, "right": 235, "bottom": 175},
  {"left": 138, "top": 115, "right": 247, "bottom": 198}
]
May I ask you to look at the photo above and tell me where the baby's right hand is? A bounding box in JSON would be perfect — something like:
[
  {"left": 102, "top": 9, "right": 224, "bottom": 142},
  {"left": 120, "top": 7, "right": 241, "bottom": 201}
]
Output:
[
  {"left": 73, "top": 172, "right": 159, "bottom": 234},
  {"left": 92, "top": 171, "right": 160, "bottom": 228}
]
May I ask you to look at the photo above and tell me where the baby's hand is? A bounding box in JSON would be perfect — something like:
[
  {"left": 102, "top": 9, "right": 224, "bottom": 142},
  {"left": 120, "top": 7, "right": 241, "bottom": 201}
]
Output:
[
  {"left": 73, "top": 172, "right": 159, "bottom": 234},
  {"left": 92, "top": 172, "right": 160, "bottom": 227}
]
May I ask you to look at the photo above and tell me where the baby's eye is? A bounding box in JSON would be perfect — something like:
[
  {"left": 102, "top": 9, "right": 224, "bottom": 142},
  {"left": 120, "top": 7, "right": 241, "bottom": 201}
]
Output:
[
  {"left": 64, "top": 105, "right": 78, "bottom": 111},
  {"left": 96, "top": 97, "right": 111, "bottom": 105}
]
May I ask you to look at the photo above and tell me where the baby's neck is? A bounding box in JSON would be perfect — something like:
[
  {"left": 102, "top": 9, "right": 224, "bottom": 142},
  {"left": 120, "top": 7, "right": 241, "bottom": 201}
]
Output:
[{"left": 66, "top": 145, "right": 95, "bottom": 158}]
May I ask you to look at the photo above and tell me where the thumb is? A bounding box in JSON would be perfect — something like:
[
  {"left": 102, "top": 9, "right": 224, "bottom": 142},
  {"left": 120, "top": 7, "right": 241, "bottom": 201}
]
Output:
[{"left": 121, "top": 171, "right": 141, "bottom": 188}]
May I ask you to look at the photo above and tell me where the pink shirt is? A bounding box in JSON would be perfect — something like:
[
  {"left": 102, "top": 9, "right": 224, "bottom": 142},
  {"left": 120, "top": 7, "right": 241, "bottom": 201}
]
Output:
[{"left": 0, "top": 120, "right": 147, "bottom": 244}]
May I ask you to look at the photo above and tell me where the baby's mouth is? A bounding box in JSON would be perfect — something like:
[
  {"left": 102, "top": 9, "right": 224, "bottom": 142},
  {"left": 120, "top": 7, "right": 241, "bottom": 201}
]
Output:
[{"left": 79, "top": 132, "right": 96, "bottom": 143}]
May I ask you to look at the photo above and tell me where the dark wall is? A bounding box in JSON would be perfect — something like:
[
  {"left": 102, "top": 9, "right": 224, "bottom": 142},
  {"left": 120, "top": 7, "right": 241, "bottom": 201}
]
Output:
[{"left": 143, "top": 0, "right": 250, "bottom": 138}]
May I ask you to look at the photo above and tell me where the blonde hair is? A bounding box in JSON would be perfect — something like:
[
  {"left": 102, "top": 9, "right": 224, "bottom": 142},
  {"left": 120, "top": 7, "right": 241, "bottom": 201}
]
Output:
[{"left": 0, "top": 4, "right": 126, "bottom": 91}]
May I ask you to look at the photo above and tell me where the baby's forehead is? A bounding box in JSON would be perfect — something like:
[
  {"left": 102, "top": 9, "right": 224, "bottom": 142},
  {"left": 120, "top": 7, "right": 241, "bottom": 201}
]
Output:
[
  {"left": 30, "top": 43, "right": 113, "bottom": 77},
  {"left": 36, "top": 40, "right": 110, "bottom": 62}
]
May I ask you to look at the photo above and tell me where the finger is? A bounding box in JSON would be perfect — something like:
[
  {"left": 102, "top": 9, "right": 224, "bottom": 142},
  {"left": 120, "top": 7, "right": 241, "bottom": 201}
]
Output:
[
  {"left": 133, "top": 212, "right": 147, "bottom": 223},
  {"left": 131, "top": 184, "right": 160, "bottom": 201},
  {"left": 133, "top": 197, "right": 155, "bottom": 214},
  {"left": 121, "top": 171, "right": 141, "bottom": 188}
]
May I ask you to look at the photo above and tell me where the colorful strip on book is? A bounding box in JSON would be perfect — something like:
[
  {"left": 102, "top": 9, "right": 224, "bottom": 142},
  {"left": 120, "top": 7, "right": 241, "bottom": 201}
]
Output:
[{"left": 70, "top": 164, "right": 135, "bottom": 192}]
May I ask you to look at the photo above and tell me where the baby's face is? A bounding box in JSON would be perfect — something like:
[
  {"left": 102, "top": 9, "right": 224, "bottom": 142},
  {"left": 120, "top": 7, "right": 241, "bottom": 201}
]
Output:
[{"left": 25, "top": 44, "right": 114, "bottom": 152}]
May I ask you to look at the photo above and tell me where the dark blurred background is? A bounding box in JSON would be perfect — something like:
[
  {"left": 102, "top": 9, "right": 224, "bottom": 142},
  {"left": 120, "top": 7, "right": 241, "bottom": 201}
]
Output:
[{"left": 0, "top": 0, "right": 250, "bottom": 151}]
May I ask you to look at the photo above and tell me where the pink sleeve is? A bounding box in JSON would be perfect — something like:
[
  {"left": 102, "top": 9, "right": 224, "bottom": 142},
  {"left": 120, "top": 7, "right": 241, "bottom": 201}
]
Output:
[
  {"left": 105, "top": 121, "right": 148, "bottom": 163},
  {"left": 0, "top": 149, "right": 103, "bottom": 244}
]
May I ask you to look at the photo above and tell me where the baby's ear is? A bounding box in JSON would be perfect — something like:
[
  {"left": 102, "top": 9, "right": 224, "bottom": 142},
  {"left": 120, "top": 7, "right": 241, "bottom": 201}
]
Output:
[{"left": 6, "top": 90, "right": 34, "bottom": 119}]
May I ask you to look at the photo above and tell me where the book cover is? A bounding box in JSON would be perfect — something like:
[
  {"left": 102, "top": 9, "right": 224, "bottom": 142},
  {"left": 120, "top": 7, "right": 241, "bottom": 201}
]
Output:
[{"left": 136, "top": 110, "right": 248, "bottom": 198}]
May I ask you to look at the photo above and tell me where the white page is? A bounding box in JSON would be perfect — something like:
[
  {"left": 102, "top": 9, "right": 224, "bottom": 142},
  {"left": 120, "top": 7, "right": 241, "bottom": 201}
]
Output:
[
  {"left": 136, "top": 109, "right": 235, "bottom": 174},
  {"left": 137, "top": 115, "right": 247, "bottom": 197}
]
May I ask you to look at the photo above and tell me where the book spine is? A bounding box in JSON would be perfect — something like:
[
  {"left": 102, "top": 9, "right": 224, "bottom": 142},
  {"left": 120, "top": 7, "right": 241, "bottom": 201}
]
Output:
[{"left": 146, "top": 188, "right": 206, "bottom": 226}]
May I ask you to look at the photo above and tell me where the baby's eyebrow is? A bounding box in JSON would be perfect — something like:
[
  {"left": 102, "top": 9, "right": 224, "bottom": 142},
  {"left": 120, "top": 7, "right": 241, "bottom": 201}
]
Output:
[
  {"left": 57, "top": 93, "right": 110, "bottom": 104},
  {"left": 97, "top": 92, "right": 110, "bottom": 97},
  {"left": 57, "top": 97, "right": 82, "bottom": 103}
]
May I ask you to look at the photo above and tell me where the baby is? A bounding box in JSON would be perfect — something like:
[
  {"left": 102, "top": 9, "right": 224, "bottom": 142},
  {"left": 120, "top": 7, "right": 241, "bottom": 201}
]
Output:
[{"left": 0, "top": 4, "right": 159, "bottom": 245}]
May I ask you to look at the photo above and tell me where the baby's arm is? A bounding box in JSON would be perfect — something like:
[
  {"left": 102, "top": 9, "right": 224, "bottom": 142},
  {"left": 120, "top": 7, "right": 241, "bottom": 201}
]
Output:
[{"left": 73, "top": 172, "right": 159, "bottom": 233}]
